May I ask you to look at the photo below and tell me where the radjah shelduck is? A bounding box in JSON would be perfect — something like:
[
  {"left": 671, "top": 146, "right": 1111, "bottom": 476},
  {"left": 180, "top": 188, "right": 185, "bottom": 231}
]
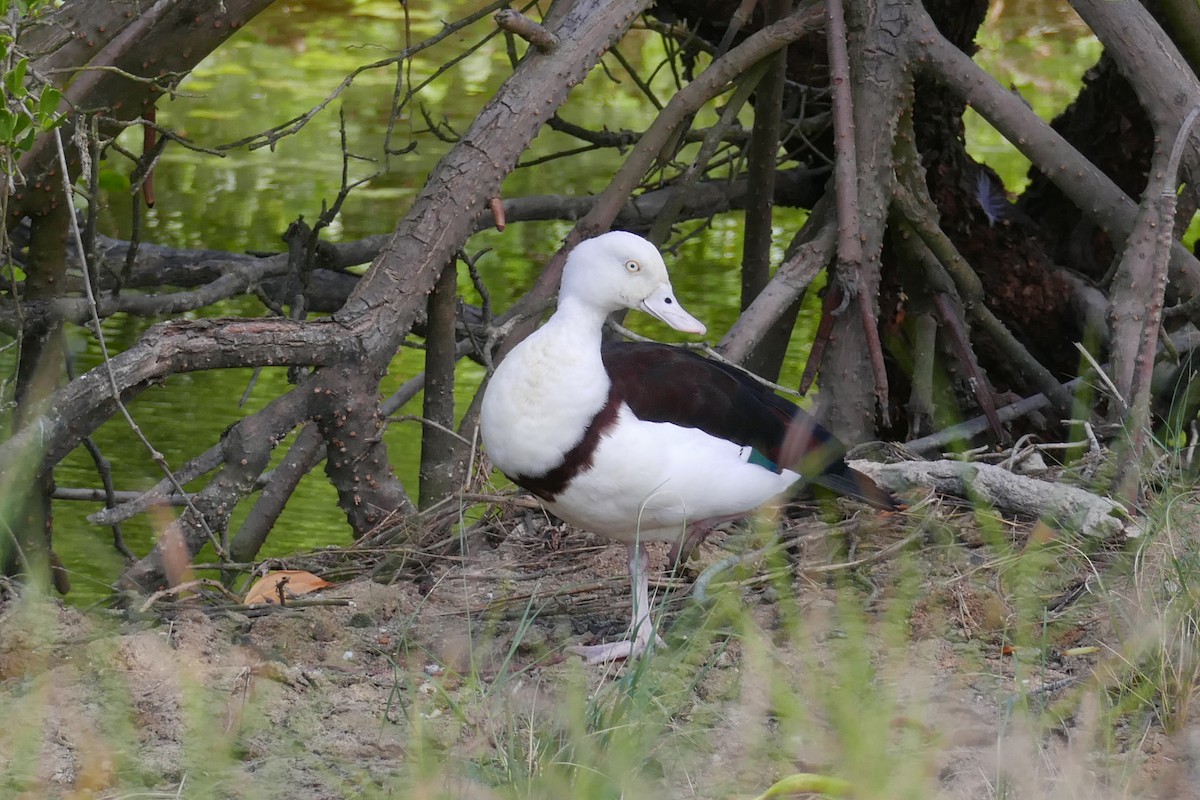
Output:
[{"left": 480, "top": 231, "right": 894, "bottom": 664}]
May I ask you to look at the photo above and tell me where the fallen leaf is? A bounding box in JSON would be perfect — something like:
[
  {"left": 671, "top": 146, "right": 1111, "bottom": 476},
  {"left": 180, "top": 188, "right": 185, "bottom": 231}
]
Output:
[{"left": 244, "top": 570, "right": 332, "bottom": 605}]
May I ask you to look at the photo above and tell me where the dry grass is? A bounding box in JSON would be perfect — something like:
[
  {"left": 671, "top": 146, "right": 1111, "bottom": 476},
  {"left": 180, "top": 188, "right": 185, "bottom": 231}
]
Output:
[{"left": 2, "top": 487, "right": 1200, "bottom": 798}]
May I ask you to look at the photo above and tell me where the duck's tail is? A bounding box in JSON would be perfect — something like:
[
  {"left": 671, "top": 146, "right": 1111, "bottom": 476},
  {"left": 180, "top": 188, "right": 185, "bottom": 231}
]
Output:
[
  {"left": 813, "top": 462, "right": 898, "bottom": 511},
  {"left": 778, "top": 411, "right": 898, "bottom": 511}
]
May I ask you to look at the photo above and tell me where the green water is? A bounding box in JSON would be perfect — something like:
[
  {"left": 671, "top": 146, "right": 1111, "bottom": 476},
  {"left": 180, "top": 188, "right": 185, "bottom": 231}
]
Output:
[{"left": 44, "top": 0, "right": 1125, "bottom": 601}]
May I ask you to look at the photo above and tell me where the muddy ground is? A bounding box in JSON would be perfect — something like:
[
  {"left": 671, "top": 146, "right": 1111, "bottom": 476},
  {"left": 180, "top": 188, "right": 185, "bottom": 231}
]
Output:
[{"left": 3, "top": 496, "right": 1200, "bottom": 799}]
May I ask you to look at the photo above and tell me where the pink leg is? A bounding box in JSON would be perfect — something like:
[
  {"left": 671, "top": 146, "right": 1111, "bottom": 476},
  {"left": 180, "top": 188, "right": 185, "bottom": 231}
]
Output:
[{"left": 568, "top": 542, "right": 664, "bottom": 664}]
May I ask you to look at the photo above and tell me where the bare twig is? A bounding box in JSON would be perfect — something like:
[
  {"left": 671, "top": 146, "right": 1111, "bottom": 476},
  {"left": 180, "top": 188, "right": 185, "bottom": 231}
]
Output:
[
  {"left": 610, "top": 45, "right": 664, "bottom": 110},
  {"left": 720, "top": 196, "right": 835, "bottom": 364},
  {"left": 489, "top": 197, "right": 506, "bottom": 231},
  {"left": 89, "top": 448, "right": 224, "bottom": 526},
  {"left": 717, "top": 0, "right": 761, "bottom": 56},
  {"left": 905, "top": 375, "right": 1088, "bottom": 455},
  {"left": 62, "top": 344, "right": 133, "bottom": 560},
  {"left": 1075, "top": 342, "right": 1127, "bottom": 413},
  {"left": 932, "top": 292, "right": 1004, "bottom": 441},
  {"left": 494, "top": 9, "right": 560, "bottom": 53},
  {"left": 648, "top": 60, "right": 768, "bottom": 244}
]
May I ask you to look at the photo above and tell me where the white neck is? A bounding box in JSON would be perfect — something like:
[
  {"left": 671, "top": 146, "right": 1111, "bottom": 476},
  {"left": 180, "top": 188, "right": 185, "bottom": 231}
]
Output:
[{"left": 543, "top": 294, "right": 612, "bottom": 338}]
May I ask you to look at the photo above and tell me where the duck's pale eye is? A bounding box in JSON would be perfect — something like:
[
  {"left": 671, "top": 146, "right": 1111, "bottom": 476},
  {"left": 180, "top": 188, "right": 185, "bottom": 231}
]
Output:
[{"left": 624, "top": 260, "right": 640, "bottom": 273}]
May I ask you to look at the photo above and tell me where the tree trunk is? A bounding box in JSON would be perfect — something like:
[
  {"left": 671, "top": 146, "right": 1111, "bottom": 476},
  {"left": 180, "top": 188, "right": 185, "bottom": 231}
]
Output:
[
  {"left": 814, "top": 0, "right": 913, "bottom": 442},
  {"left": 419, "top": 261, "right": 465, "bottom": 509}
]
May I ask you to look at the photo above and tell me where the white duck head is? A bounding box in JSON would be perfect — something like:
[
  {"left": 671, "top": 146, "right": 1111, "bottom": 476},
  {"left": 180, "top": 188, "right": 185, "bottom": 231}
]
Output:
[{"left": 559, "top": 231, "right": 707, "bottom": 335}]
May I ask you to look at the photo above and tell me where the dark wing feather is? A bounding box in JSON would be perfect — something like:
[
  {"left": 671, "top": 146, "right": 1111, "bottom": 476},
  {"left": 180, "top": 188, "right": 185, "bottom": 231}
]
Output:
[
  {"left": 600, "top": 341, "right": 842, "bottom": 471},
  {"left": 600, "top": 341, "right": 895, "bottom": 510}
]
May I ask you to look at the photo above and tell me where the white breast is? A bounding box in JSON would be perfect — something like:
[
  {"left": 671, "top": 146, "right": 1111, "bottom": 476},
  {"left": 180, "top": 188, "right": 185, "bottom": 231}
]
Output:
[{"left": 479, "top": 318, "right": 609, "bottom": 479}]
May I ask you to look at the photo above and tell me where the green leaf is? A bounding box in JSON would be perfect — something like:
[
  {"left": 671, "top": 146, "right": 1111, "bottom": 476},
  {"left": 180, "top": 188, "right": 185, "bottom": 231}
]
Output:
[
  {"left": 16, "top": 128, "right": 35, "bottom": 152},
  {"left": 3, "top": 57, "right": 27, "bottom": 97},
  {"left": 38, "top": 86, "right": 61, "bottom": 118},
  {"left": 0, "top": 108, "right": 13, "bottom": 141},
  {"left": 11, "top": 112, "right": 30, "bottom": 135}
]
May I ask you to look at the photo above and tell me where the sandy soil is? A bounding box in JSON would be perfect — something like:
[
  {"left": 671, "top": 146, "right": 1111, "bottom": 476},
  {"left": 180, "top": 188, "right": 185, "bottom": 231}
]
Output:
[{"left": 2, "top": 499, "right": 1198, "bottom": 799}]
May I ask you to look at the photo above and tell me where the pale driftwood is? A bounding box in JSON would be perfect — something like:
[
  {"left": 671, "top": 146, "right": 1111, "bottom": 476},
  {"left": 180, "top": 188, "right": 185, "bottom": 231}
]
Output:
[{"left": 848, "top": 459, "right": 1140, "bottom": 540}]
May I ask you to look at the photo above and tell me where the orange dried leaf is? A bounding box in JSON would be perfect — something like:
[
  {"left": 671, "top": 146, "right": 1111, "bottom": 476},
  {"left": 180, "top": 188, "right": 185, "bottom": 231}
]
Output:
[
  {"left": 1027, "top": 520, "right": 1058, "bottom": 547},
  {"left": 244, "top": 570, "right": 332, "bottom": 605}
]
